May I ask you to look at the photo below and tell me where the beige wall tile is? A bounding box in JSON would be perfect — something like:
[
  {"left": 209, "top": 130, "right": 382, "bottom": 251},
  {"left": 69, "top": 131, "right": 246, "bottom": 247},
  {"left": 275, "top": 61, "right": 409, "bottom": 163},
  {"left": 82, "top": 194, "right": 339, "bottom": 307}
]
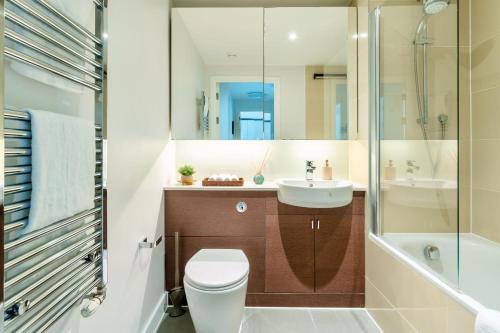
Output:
[
  {"left": 366, "top": 277, "right": 393, "bottom": 309},
  {"left": 349, "top": 140, "right": 369, "bottom": 185},
  {"left": 446, "top": 297, "right": 476, "bottom": 333},
  {"left": 368, "top": 309, "right": 418, "bottom": 333},
  {"left": 428, "top": 3, "right": 458, "bottom": 47},
  {"left": 471, "top": 0, "right": 500, "bottom": 46},
  {"left": 472, "top": 87, "right": 500, "bottom": 140},
  {"left": 382, "top": 197, "right": 458, "bottom": 233},
  {"left": 471, "top": 139, "right": 500, "bottom": 192},
  {"left": 366, "top": 238, "right": 475, "bottom": 333},
  {"left": 469, "top": 0, "right": 500, "bottom": 244},
  {"left": 305, "top": 66, "right": 325, "bottom": 139},
  {"left": 471, "top": 188, "right": 500, "bottom": 243},
  {"left": 399, "top": 307, "right": 448, "bottom": 333},
  {"left": 459, "top": 0, "right": 470, "bottom": 47},
  {"left": 471, "top": 35, "right": 500, "bottom": 93},
  {"left": 366, "top": 238, "right": 449, "bottom": 309}
]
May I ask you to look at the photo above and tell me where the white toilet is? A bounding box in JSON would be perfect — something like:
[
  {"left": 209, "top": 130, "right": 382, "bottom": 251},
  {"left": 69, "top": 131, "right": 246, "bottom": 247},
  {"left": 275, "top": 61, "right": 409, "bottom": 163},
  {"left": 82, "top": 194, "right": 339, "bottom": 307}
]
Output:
[{"left": 184, "top": 249, "right": 249, "bottom": 333}]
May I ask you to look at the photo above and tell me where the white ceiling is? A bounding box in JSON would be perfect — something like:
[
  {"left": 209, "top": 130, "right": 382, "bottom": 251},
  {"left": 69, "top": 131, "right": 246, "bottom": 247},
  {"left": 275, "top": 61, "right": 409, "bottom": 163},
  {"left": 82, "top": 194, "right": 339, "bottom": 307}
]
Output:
[
  {"left": 175, "top": 7, "right": 349, "bottom": 67},
  {"left": 265, "top": 7, "right": 348, "bottom": 66},
  {"left": 176, "top": 8, "right": 263, "bottom": 66}
]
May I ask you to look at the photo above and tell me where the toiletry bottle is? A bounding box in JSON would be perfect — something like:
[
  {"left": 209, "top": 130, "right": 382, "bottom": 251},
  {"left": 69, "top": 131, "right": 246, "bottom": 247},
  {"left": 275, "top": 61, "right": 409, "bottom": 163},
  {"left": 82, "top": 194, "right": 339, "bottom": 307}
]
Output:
[
  {"left": 322, "top": 160, "right": 333, "bottom": 180},
  {"left": 385, "top": 160, "right": 396, "bottom": 180}
]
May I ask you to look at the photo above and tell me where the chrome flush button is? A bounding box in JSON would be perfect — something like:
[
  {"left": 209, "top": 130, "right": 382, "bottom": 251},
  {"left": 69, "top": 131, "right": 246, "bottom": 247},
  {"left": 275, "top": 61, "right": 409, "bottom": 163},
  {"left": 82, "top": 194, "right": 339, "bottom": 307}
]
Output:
[{"left": 236, "top": 201, "right": 247, "bottom": 213}]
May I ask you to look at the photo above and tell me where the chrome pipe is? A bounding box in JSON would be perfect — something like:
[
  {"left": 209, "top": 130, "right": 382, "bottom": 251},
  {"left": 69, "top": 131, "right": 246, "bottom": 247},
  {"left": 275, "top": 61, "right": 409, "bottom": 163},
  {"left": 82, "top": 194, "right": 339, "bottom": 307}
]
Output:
[
  {"left": 4, "top": 183, "right": 31, "bottom": 195},
  {"left": 5, "top": 48, "right": 102, "bottom": 91},
  {"left": 5, "top": 28, "right": 102, "bottom": 80},
  {"left": 5, "top": 109, "right": 103, "bottom": 130},
  {"left": 5, "top": 128, "right": 102, "bottom": 142},
  {"left": 32, "top": 279, "right": 101, "bottom": 332},
  {"left": 4, "top": 220, "right": 26, "bottom": 232},
  {"left": 6, "top": 265, "right": 101, "bottom": 322},
  {"left": 5, "top": 9, "right": 103, "bottom": 69},
  {"left": 1, "top": 0, "right": 7, "bottom": 309},
  {"left": 4, "top": 108, "right": 29, "bottom": 120},
  {"left": 4, "top": 128, "right": 31, "bottom": 138},
  {"left": 5, "top": 207, "right": 102, "bottom": 251},
  {"left": 5, "top": 166, "right": 31, "bottom": 175},
  {"left": 4, "top": 200, "right": 29, "bottom": 213},
  {"left": 36, "top": 0, "right": 103, "bottom": 45},
  {"left": 8, "top": 276, "right": 100, "bottom": 331},
  {"left": 5, "top": 242, "right": 101, "bottom": 292},
  {"left": 5, "top": 257, "right": 101, "bottom": 309},
  {"left": 28, "top": 265, "right": 101, "bottom": 312},
  {"left": 5, "top": 148, "right": 31, "bottom": 156},
  {"left": 7, "top": 0, "right": 102, "bottom": 57},
  {"left": 5, "top": 226, "right": 101, "bottom": 270},
  {"left": 4, "top": 207, "right": 102, "bottom": 251}
]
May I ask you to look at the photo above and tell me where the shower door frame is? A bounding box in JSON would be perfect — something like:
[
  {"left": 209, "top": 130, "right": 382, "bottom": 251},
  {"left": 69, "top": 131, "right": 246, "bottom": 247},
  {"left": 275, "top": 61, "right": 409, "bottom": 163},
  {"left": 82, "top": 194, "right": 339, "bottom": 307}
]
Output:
[{"left": 368, "top": 6, "right": 381, "bottom": 236}]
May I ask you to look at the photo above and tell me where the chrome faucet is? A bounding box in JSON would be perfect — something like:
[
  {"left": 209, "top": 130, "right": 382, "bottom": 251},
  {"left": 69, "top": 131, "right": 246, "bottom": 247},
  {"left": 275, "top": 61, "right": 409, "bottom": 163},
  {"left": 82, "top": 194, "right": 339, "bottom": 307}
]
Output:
[
  {"left": 306, "top": 160, "right": 316, "bottom": 181},
  {"left": 406, "top": 160, "right": 420, "bottom": 179}
]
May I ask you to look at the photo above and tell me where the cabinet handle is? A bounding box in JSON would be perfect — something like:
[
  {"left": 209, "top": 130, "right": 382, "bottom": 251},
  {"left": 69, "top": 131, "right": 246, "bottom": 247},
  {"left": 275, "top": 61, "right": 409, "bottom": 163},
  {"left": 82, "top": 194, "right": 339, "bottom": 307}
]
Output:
[
  {"left": 311, "top": 220, "right": 314, "bottom": 229},
  {"left": 316, "top": 219, "right": 320, "bottom": 230}
]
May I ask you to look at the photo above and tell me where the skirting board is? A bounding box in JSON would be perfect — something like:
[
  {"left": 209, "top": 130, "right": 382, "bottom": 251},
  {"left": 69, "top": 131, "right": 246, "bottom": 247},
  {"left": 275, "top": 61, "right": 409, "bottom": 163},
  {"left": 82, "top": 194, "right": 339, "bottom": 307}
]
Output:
[{"left": 142, "top": 292, "right": 168, "bottom": 333}]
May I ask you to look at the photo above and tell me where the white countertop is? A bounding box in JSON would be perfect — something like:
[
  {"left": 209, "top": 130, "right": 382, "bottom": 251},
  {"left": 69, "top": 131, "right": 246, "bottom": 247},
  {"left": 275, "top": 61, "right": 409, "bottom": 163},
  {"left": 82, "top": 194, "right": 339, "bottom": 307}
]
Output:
[{"left": 164, "top": 180, "right": 366, "bottom": 191}]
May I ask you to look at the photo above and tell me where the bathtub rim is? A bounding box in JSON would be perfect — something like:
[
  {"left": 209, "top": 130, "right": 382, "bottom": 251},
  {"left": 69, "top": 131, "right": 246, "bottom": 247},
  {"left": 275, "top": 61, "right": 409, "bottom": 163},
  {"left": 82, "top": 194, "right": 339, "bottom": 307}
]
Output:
[{"left": 368, "top": 233, "right": 484, "bottom": 316}]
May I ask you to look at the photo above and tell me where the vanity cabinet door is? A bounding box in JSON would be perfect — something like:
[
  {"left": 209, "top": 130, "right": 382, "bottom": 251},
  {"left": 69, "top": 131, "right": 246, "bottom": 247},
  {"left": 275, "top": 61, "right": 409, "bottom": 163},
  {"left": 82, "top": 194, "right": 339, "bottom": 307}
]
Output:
[
  {"left": 314, "top": 213, "right": 364, "bottom": 294},
  {"left": 265, "top": 215, "right": 315, "bottom": 293}
]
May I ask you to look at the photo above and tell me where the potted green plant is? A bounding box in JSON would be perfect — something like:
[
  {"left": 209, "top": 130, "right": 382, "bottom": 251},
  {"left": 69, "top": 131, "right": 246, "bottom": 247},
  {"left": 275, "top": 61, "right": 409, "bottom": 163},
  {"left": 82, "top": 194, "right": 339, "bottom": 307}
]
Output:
[{"left": 178, "top": 165, "right": 195, "bottom": 185}]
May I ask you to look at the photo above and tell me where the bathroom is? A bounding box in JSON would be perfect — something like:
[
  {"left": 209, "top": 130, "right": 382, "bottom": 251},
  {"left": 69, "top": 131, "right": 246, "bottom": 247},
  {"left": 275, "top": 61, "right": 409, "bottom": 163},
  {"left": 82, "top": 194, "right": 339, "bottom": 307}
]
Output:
[{"left": 0, "top": 0, "right": 499, "bottom": 332}]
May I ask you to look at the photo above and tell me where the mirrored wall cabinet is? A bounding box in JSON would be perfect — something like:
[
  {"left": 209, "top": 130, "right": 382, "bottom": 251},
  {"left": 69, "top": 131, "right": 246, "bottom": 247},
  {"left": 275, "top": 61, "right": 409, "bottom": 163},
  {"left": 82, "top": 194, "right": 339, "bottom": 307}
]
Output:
[{"left": 171, "top": 7, "right": 358, "bottom": 140}]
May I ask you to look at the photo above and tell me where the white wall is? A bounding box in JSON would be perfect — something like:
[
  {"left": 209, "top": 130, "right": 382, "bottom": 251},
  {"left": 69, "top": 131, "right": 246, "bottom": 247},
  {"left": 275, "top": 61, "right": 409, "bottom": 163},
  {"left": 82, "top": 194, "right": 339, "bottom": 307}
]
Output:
[
  {"left": 171, "top": 9, "right": 206, "bottom": 139},
  {"left": 174, "top": 140, "right": 349, "bottom": 182},
  {"left": 50, "top": 0, "right": 171, "bottom": 332}
]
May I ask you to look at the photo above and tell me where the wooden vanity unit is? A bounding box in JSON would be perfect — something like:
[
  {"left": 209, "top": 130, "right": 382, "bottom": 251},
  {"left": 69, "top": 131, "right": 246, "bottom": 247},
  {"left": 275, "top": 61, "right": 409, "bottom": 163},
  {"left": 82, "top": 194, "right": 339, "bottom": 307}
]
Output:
[{"left": 164, "top": 186, "right": 365, "bottom": 307}]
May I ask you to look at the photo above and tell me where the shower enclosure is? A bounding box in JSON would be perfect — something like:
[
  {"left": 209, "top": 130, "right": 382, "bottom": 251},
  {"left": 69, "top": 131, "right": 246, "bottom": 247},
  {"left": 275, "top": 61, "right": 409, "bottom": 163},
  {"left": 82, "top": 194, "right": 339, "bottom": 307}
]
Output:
[{"left": 369, "top": 0, "right": 500, "bottom": 313}]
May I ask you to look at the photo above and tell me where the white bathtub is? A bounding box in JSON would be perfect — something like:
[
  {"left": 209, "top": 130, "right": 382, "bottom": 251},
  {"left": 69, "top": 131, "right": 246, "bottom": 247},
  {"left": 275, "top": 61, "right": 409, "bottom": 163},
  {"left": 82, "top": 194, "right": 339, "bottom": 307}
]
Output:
[{"left": 380, "top": 233, "right": 500, "bottom": 312}]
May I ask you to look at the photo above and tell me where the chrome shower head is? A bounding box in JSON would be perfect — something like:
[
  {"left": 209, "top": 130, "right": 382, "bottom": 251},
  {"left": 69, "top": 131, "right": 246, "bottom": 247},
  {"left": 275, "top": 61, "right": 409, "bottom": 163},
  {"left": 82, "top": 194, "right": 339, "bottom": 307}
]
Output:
[{"left": 423, "top": 0, "right": 449, "bottom": 15}]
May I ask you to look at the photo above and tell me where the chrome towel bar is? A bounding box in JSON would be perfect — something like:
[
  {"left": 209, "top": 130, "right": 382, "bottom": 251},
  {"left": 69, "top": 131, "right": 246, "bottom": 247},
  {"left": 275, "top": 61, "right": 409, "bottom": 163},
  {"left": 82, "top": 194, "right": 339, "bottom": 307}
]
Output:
[
  {"left": 4, "top": 222, "right": 102, "bottom": 270},
  {"left": 36, "top": 0, "right": 103, "bottom": 46},
  {"left": 5, "top": 239, "right": 102, "bottom": 289},
  {"left": 139, "top": 235, "right": 163, "bottom": 249},
  {"left": 5, "top": 29, "right": 102, "bottom": 80},
  {"left": 4, "top": 9, "right": 103, "bottom": 69},
  {"left": 5, "top": 207, "right": 102, "bottom": 251},
  {"left": 5, "top": 48, "right": 102, "bottom": 91},
  {"left": 5, "top": 254, "right": 101, "bottom": 310},
  {"left": 7, "top": 0, "right": 103, "bottom": 56},
  {"left": 2, "top": 0, "right": 107, "bottom": 330}
]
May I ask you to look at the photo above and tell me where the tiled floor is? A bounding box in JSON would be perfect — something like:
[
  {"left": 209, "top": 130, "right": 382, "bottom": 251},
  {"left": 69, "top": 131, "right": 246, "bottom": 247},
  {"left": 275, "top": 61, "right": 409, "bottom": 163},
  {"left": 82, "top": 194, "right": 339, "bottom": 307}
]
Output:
[{"left": 157, "top": 308, "right": 382, "bottom": 333}]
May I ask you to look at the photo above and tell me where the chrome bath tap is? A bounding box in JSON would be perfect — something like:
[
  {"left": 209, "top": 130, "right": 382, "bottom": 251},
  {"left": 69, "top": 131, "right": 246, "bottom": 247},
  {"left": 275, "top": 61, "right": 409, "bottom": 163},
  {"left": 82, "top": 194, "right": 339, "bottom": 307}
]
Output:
[
  {"left": 406, "top": 160, "right": 420, "bottom": 179},
  {"left": 306, "top": 160, "right": 316, "bottom": 180}
]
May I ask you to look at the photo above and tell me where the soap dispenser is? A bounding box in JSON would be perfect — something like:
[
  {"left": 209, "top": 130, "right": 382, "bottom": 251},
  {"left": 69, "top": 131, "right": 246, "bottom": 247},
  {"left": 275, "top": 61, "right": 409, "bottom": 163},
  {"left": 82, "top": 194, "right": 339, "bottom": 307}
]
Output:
[
  {"left": 322, "top": 160, "right": 333, "bottom": 180},
  {"left": 385, "top": 160, "right": 396, "bottom": 180}
]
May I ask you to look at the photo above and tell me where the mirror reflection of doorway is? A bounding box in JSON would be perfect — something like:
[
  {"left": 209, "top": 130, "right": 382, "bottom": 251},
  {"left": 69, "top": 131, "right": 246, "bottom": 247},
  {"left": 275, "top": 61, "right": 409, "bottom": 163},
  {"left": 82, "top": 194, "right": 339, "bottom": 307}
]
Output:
[{"left": 212, "top": 79, "right": 279, "bottom": 140}]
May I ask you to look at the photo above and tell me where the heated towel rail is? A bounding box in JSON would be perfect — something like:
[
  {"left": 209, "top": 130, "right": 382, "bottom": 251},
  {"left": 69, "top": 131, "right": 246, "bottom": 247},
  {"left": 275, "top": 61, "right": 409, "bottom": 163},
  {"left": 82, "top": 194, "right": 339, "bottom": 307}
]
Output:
[{"left": 1, "top": 0, "right": 107, "bottom": 332}]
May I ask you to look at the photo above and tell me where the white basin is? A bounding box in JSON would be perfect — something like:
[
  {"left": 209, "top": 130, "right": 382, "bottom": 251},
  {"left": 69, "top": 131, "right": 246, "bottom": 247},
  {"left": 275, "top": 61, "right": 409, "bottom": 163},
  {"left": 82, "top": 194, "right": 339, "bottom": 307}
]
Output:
[
  {"left": 276, "top": 179, "right": 353, "bottom": 208},
  {"left": 383, "top": 178, "right": 457, "bottom": 209}
]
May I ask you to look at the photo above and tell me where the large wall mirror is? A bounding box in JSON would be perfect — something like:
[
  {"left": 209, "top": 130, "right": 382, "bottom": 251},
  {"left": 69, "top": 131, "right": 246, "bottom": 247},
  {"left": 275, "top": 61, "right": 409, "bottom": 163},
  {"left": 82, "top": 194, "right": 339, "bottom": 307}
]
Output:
[{"left": 171, "top": 7, "right": 358, "bottom": 140}]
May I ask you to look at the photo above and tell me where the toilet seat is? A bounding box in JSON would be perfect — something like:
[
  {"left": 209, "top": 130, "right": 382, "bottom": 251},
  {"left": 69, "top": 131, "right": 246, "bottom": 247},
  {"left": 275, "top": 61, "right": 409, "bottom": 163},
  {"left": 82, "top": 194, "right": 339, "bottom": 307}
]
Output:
[{"left": 184, "top": 249, "right": 249, "bottom": 291}]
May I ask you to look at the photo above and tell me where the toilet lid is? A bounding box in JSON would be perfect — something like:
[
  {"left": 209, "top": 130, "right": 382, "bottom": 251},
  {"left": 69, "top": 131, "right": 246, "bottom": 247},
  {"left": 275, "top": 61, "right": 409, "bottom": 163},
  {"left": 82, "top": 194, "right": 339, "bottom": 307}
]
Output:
[{"left": 184, "top": 249, "right": 249, "bottom": 290}]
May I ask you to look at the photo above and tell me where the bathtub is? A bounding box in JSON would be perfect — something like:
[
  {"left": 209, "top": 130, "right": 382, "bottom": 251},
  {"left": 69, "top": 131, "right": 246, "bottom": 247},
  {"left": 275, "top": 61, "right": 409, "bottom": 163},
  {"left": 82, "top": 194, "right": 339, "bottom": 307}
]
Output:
[{"left": 375, "top": 233, "right": 500, "bottom": 313}]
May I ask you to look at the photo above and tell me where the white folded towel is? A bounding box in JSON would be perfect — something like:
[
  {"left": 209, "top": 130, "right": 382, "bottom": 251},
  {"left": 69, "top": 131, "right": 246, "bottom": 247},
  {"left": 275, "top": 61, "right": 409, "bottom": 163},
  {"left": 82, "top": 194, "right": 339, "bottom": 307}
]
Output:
[
  {"left": 208, "top": 173, "right": 239, "bottom": 181},
  {"left": 25, "top": 110, "right": 96, "bottom": 234},
  {"left": 475, "top": 309, "right": 500, "bottom": 333}
]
